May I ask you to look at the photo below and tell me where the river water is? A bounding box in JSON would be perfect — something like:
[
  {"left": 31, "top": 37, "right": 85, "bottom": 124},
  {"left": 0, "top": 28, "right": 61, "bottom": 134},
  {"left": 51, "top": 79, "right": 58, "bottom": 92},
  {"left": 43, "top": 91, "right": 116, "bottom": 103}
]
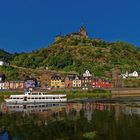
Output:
[{"left": 0, "top": 99, "right": 140, "bottom": 140}]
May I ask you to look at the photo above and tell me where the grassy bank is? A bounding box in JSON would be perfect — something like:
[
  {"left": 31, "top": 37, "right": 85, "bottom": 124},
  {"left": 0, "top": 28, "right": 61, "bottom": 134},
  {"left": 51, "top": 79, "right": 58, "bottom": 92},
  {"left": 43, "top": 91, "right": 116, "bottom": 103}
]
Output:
[
  {"left": 51, "top": 89, "right": 112, "bottom": 99},
  {"left": 67, "top": 92, "right": 111, "bottom": 99},
  {"left": 0, "top": 92, "right": 22, "bottom": 102}
]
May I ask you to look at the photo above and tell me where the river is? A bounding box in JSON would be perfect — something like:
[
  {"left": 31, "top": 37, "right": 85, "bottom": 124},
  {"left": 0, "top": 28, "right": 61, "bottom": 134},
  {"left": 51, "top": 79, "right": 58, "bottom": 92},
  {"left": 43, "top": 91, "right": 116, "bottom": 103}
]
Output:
[{"left": 0, "top": 98, "right": 140, "bottom": 140}]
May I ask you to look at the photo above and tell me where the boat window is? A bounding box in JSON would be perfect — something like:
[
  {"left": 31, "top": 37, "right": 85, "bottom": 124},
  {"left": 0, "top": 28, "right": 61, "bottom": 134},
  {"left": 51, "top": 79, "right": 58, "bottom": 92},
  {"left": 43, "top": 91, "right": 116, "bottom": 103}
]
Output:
[
  {"left": 39, "top": 97, "right": 41, "bottom": 99},
  {"left": 28, "top": 97, "right": 30, "bottom": 99},
  {"left": 32, "top": 93, "right": 38, "bottom": 95},
  {"left": 46, "top": 97, "right": 48, "bottom": 99},
  {"left": 35, "top": 97, "right": 38, "bottom": 99},
  {"left": 32, "top": 98, "right": 34, "bottom": 99},
  {"left": 42, "top": 97, "right": 45, "bottom": 99},
  {"left": 53, "top": 97, "right": 55, "bottom": 99},
  {"left": 20, "top": 98, "right": 23, "bottom": 99}
]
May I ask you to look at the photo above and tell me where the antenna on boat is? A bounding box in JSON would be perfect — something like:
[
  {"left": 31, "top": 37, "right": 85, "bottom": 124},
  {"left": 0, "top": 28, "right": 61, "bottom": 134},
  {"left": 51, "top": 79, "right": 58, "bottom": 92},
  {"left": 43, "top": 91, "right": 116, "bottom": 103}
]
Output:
[{"left": 29, "top": 88, "right": 33, "bottom": 92}]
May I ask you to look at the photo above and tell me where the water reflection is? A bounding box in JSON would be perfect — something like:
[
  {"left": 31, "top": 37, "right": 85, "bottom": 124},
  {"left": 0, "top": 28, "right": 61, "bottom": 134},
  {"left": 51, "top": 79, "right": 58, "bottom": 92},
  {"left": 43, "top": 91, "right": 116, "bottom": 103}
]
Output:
[{"left": 0, "top": 101, "right": 140, "bottom": 140}]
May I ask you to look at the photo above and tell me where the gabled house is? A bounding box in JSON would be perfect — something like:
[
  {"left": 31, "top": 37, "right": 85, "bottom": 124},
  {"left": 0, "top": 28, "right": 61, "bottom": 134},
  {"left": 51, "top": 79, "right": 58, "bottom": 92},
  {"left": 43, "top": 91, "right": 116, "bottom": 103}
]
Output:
[
  {"left": 82, "top": 70, "right": 93, "bottom": 90},
  {"left": 128, "top": 71, "right": 138, "bottom": 77},
  {"left": 72, "top": 75, "right": 81, "bottom": 88},
  {"left": 81, "top": 77, "right": 92, "bottom": 90},
  {"left": 51, "top": 75, "right": 62, "bottom": 89},
  {"left": 121, "top": 71, "right": 139, "bottom": 79},
  {"left": 83, "top": 70, "right": 92, "bottom": 77},
  {"left": 0, "top": 81, "right": 9, "bottom": 90},
  {"left": 65, "top": 75, "right": 75, "bottom": 88}
]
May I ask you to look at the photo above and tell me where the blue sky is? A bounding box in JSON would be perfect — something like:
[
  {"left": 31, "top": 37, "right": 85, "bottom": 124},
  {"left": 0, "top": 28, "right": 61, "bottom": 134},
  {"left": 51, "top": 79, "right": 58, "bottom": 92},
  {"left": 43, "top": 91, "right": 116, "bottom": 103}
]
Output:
[{"left": 0, "top": 0, "right": 140, "bottom": 53}]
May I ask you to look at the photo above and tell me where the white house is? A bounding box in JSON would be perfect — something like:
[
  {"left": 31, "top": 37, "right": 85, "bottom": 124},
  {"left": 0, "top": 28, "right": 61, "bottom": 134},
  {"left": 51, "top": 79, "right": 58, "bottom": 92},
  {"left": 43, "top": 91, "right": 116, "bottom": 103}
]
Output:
[
  {"left": 121, "top": 71, "right": 139, "bottom": 79},
  {"left": 72, "top": 76, "right": 81, "bottom": 88},
  {"left": 0, "top": 82, "right": 9, "bottom": 90},
  {"left": 129, "top": 71, "right": 139, "bottom": 77},
  {"left": 0, "top": 60, "right": 9, "bottom": 66},
  {"left": 83, "top": 70, "right": 92, "bottom": 77}
]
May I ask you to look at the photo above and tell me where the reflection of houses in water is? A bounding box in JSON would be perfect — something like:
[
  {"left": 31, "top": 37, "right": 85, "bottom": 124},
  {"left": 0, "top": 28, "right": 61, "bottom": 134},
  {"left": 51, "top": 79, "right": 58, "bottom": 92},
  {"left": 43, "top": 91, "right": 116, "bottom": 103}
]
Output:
[
  {"left": 122, "top": 105, "right": 140, "bottom": 116},
  {"left": 1, "top": 102, "right": 140, "bottom": 120},
  {"left": 81, "top": 102, "right": 115, "bottom": 121},
  {"left": 64, "top": 103, "right": 83, "bottom": 119}
]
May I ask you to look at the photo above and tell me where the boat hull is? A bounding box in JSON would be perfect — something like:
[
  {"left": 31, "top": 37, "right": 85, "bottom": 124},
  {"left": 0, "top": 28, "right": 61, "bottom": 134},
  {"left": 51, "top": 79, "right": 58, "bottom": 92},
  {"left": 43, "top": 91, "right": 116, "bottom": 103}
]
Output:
[
  {"left": 5, "top": 94, "right": 67, "bottom": 104},
  {"left": 5, "top": 99, "right": 67, "bottom": 104}
]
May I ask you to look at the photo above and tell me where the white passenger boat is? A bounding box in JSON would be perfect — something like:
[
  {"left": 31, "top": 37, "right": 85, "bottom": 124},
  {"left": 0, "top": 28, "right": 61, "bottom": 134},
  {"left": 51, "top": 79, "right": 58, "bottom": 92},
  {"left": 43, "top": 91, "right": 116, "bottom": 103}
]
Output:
[{"left": 4, "top": 91, "right": 67, "bottom": 104}]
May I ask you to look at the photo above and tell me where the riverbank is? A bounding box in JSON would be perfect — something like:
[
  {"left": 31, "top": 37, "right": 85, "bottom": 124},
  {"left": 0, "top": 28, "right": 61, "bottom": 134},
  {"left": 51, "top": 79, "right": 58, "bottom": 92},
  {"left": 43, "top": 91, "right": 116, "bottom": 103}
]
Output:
[{"left": 67, "top": 92, "right": 111, "bottom": 100}]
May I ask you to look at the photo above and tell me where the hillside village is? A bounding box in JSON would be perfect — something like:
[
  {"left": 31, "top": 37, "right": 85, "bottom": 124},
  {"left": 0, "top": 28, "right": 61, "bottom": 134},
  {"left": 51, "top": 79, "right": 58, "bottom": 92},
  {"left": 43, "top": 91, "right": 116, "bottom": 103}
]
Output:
[
  {"left": 0, "top": 61, "right": 140, "bottom": 91},
  {"left": 0, "top": 27, "right": 140, "bottom": 91}
]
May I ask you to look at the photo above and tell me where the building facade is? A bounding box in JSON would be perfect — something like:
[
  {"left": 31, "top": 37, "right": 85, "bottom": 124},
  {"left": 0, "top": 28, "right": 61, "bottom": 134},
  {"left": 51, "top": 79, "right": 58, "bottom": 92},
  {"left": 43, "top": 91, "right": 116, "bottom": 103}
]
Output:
[
  {"left": 72, "top": 76, "right": 81, "bottom": 88},
  {"left": 81, "top": 77, "right": 92, "bottom": 90},
  {"left": 24, "top": 78, "right": 38, "bottom": 89},
  {"left": 65, "top": 75, "right": 75, "bottom": 88},
  {"left": 0, "top": 81, "right": 9, "bottom": 90},
  {"left": 51, "top": 75, "right": 62, "bottom": 89},
  {"left": 9, "top": 81, "right": 24, "bottom": 90},
  {"left": 92, "top": 78, "right": 112, "bottom": 88},
  {"left": 121, "top": 71, "right": 139, "bottom": 79},
  {"left": 82, "top": 70, "right": 92, "bottom": 90}
]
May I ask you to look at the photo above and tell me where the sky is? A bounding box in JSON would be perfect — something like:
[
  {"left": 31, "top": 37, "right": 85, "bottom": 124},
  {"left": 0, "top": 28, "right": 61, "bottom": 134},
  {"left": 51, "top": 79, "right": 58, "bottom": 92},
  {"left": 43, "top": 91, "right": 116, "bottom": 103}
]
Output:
[{"left": 0, "top": 0, "right": 140, "bottom": 53}]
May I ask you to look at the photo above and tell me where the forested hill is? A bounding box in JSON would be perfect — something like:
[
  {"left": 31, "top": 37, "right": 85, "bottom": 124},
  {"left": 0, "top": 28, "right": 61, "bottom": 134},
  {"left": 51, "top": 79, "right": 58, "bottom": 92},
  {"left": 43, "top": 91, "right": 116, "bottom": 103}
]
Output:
[{"left": 10, "top": 35, "right": 140, "bottom": 77}]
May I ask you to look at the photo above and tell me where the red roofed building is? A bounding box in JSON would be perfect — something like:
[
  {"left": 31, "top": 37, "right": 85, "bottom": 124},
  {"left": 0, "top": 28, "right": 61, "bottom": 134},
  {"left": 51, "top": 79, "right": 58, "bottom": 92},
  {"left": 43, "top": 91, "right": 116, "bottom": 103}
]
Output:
[{"left": 92, "top": 78, "right": 112, "bottom": 88}]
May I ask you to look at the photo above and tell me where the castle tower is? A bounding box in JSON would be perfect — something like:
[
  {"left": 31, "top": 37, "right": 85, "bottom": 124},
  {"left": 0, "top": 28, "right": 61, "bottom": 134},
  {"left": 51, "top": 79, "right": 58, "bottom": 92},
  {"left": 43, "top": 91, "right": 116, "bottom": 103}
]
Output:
[{"left": 79, "top": 26, "right": 88, "bottom": 38}]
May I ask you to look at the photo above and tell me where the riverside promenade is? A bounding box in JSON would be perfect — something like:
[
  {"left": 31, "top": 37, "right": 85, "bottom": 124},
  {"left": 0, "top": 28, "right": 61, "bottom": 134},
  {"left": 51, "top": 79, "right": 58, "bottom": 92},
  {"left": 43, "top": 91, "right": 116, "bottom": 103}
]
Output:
[{"left": 112, "top": 88, "right": 140, "bottom": 98}]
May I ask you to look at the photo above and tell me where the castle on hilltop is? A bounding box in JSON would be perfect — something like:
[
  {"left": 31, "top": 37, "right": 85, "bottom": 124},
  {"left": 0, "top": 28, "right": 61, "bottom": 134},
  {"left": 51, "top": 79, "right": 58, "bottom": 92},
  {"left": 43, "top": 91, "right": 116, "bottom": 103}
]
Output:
[{"left": 55, "top": 26, "right": 88, "bottom": 42}]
